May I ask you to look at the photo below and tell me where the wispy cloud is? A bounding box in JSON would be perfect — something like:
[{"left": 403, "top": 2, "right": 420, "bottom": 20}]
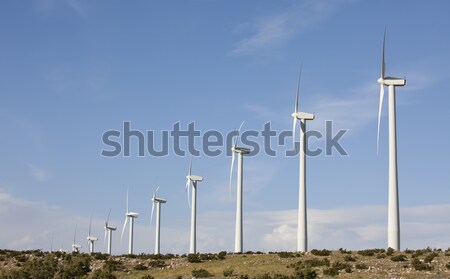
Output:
[
  {"left": 28, "top": 164, "right": 50, "bottom": 182},
  {"left": 230, "top": 0, "right": 348, "bottom": 55}
]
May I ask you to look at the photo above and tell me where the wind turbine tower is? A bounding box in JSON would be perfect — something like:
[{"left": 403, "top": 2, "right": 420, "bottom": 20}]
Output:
[
  {"left": 121, "top": 188, "right": 139, "bottom": 254},
  {"left": 104, "top": 209, "right": 116, "bottom": 255},
  {"left": 377, "top": 30, "right": 406, "bottom": 251},
  {"left": 87, "top": 216, "right": 98, "bottom": 254},
  {"left": 150, "top": 187, "right": 167, "bottom": 255},
  {"left": 185, "top": 158, "right": 204, "bottom": 254},
  {"left": 229, "top": 122, "right": 250, "bottom": 253},
  {"left": 291, "top": 66, "right": 314, "bottom": 252}
]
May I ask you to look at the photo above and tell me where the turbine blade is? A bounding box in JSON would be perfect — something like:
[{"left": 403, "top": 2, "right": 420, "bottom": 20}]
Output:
[
  {"left": 106, "top": 208, "right": 112, "bottom": 227},
  {"left": 88, "top": 215, "right": 92, "bottom": 236},
  {"left": 292, "top": 117, "right": 297, "bottom": 149},
  {"left": 103, "top": 229, "right": 107, "bottom": 253},
  {"left": 188, "top": 156, "right": 192, "bottom": 176},
  {"left": 185, "top": 178, "right": 191, "bottom": 208},
  {"left": 236, "top": 121, "right": 245, "bottom": 146},
  {"left": 295, "top": 64, "right": 302, "bottom": 113},
  {"left": 377, "top": 84, "right": 385, "bottom": 154},
  {"left": 73, "top": 224, "right": 77, "bottom": 244},
  {"left": 150, "top": 201, "right": 155, "bottom": 227},
  {"left": 121, "top": 216, "right": 128, "bottom": 244},
  {"left": 229, "top": 151, "right": 235, "bottom": 200},
  {"left": 126, "top": 187, "right": 129, "bottom": 213},
  {"left": 382, "top": 28, "right": 386, "bottom": 79}
]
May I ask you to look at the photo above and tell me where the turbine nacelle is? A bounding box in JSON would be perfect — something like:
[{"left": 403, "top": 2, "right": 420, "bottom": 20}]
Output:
[
  {"left": 232, "top": 146, "right": 251, "bottom": 154},
  {"left": 378, "top": 77, "right": 406, "bottom": 86},
  {"left": 292, "top": 112, "right": 315, "bottom": 120},
  {"left": 187, "top": 175, "right": 203, "bottom": 182},
  {"left": 87, "top": 236, "right": 98, "bottom": 241},
  {"left": 153, "top": 197, "right": 167, "bottom": 204},
  {"left": 126, "top": 212, "right": 139, "bottom": 218},
  {"left": 105, "top": 226, "right": 117, "bottom": 231},
  {"left": 72, "top": 244, "right": 82, "bottom": 250}
]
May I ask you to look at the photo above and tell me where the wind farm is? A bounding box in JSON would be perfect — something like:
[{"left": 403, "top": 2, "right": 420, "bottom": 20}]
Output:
[{"left": 1, "top": 1, "right": 450, "bottom": 278}]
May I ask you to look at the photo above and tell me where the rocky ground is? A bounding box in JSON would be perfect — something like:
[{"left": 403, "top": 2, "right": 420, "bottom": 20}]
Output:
[{"left": 0, "top": 248, "right": 449, "bottom": 278}]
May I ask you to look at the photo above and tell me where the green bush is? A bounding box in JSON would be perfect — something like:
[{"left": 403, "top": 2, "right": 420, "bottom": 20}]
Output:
[
  {"left": 134, "top": 263, "right": 148, "bottom": 271},
  {"left": 343, "top": 255, "right": 356, "bottom": 262},
  {"left": 310, "top": 249, "right": 331, "bottom": 256},
  {"left": 424, "top": 252, "right": 438, "bottom": 263},
  {"left": 141, "top": 275, "right": 154, "bottom": 279},
  {"left": 148, "top": 260, "right": 167, "bottom": 268},
  {"left": 187, "top": 254, "right": 202, "bottom": 263},
  {"left": 391, "top": 254, "right": 407, "bottom": 262},
  {"left": 338, "top": 248, "right": 351, "bottom": 254},
  {"left": 192, "top": 268, "right": 213, "bottom": 278},
  {"left": 355, "top": 263, "right": 368, "bottom": 270},
  {"left": 411, "top": 258, "right": 432, "bottom": 271},
  {"left": 322, "top": 267, "right": 339, "bottom": 276},
  {"left": 332, "top": 261, "right": 351, "bottom": 271},
  {"left": 278, "top": 252, "right": 296, "bottom": 258},
  {"left": 357, "top": 249, "right": 384, "bottom": 256},
  {"left": 376, "top": 253, "right": 386, "bottom": 259},
  {"left": 386, "top": 247, "right": 394, "bottom": 256},
  {"left": 90, "top": 267, "right": 117, "bottom": 279},
  {"left": 295, "top": 268, "right": 317, "bottom": 279},
  {"left": 223, "top": 266, "right": 234, "bottom": 277},
  {"left": 445, "top": 262, "right": 450, "bottom": 269},
  {"left": 302, "top": 258, "right": 330, "bottom": 268}
]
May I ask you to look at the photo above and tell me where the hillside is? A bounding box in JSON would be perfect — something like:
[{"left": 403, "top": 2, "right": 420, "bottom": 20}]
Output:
[{"left": 1, "top": 248, "right": 450, "bottom": 278}]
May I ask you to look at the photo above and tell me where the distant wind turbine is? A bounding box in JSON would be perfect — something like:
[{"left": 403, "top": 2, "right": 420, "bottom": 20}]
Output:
[
  {"left": 376, "top": 29, "right": 406, "bottom": 251},
  {"left": 121, "top": 187, "right": 139, "bottom": 254},
  {"left": 291, "top": 65, "right": 314, "bottom": 252},
  {"left": 104, "top": 208, "right": 116, "bottom": 255},
  {"left": 87, "top": 215, "right": 98, "bottom": 254},
  {"left": 150, "top": 186, "right": 166, "bottom": 255},
  {"left": 185, "top": 157, "right": 204, "bottom": 254},
  {"left": 59, "top": 235, "right": 67, "bottom": 253},
  {"left": 72, "top": 225, "right": 82, "bottom": 252},
  {"left": 229, "top": 121, "right": 250, "bottom": 253}
]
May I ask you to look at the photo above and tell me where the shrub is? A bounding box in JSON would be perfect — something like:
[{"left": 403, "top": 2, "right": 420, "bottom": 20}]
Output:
[
  {"left": 278, "top": 252, "right": 296, "bottom": 258},
  {"left": 218, "top": 251, "right": 227, "bottom": 260},
  {"left": 411, "top": 258, "right": 432, "bottom": 271},
  {"left": 310, "top": 249, "right": 331, "bottom": 256},
  {"left": 141, "top": 275, "right": 154, "bottom": 279},
  {"left": 148, "top": 260, "right": 167, "bottom": 268},
  {"left": 391, "top": 254, "right": 407, "bottom": 262},
  {"left": 302, "top": 258, "right": 330, "bottom": 268},
  {"left": 355, "top": 263, "right": 368, "bottom": 270},
  {"left": 424, "top": 252, "right": 438, "bottom": 263},
  {"left": 446, "top": 262, "right": 450, "bottom": 269},
  {"left": 322, "top": 267, "right": 339, "bottom": 276},
  {"left": 295, "top": 268, "right": 317, "bottom": 279},
  {"left": 338, "top": 248, "right": 351, "bottom": 254},
  {"left": 343, "top": 255, "right": 356, "bottom": 262},
  {"left": 239, "top": 275, "right": 249, "bottom": 279},
  {"left": 90, "top": 267, "right": 118, "bottom": 279},
  {"left": 192, "top": 268, "right": 213, "bottom": 278},
  {"left": 386, "top": 247, "right": 395, "bottom": 256},
  {"left": 187, "top": 254, "right": 202, "bottom": 263},
  {"left": 134, "top": 263, "right": 148, "bottom": 271},
  {"left": 357, "top": 249, "right": 384, "bottom": 256},
  {"left": 332, "top": 261, "right": 351, "bottom": 271},
  {"left": 376, "top": 253, "right": 386, "bottom": 259},
  {"left": 223, "top": 266, "right": 234, "bottom": 277}
]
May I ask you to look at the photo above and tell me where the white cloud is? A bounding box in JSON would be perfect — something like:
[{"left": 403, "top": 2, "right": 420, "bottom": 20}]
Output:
[
  {"left": 1, "top": 190, "right": 449, "bottom": 254},
  {"left": 28, "top": 164, "right": 50, "bottom": 182},
  {"left": 230, "top": 0, "right": 348, "bottom": 55}
]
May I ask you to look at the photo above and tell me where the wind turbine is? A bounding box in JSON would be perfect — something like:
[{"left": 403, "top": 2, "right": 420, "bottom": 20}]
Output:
[
  {"left": 291, "top": 66, "right": 314, "bottom": 252},
  {"left": 87, "top": 215, "right": 98, "bottom": 254},
  {"left": 72, "top": 225, "right": 82, "bottom": 252},
  {"left": 104, "top": 208, "right": 116, "bottom": 255},
  {"left": 121, "top": 188, "right": 139, "bottom": 254},
  {"left": 59, "top": 235, "right": 67, "bottom": 253},
  {"left": 185, "top": 158, "right": 204, "bottom": 254},
  {"left": 150, "top": 186, "right": 166, "bottom": 255},
  {"left": 229, "top": 121, "right": 250, "bottom": 253},
  {"left": 377, "top": 29, "right": 406, "bottom": 251}
]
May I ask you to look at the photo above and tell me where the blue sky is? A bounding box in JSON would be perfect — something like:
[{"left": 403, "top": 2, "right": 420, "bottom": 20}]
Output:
[{"left": 1, "top": 0, "right": 450, "bottom": 254}]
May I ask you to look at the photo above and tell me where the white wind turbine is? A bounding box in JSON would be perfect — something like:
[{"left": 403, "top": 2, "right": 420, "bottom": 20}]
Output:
[
  {"left": 121, "top": 188, "right": 139, "bottom": 254},
  {"left": 185, "top": 158, "right": 204, "bottom": 254},
  {"left": 72, "top": 225, "right": 82, "bottom": 252},
  {"left": 291, "top": 66, "right": 314, "bottom": 252},
  {"left": 377, "top": 29, "right": 406, "bottom": 251},
  {"left": 150, "top": 186, "right": 166, "bottom": 255},
  {"left": 104, "top": 208, "right": 116, "bottom": 255},
  {"left": 86, "top": 215, "right": 98, "bottom": 254},
  {"left": 229, "top": 121, "right": 250, "bottom": 253},
  {"left": 59, "top": 235, "right": 67, "bottom": 253}
]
